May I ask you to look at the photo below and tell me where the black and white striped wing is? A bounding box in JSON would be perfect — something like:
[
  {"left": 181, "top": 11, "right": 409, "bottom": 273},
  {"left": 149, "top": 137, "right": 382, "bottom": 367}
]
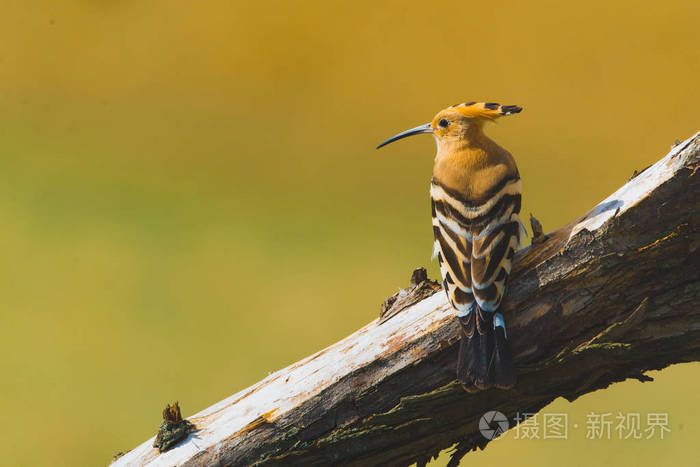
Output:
[{"left": 430, "top": 178, "right": 523, "bottom": 315}]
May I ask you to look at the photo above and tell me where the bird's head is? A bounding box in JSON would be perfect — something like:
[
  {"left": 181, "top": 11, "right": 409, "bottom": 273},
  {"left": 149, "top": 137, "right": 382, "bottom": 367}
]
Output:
[{"left": 376, "top": 102, "right": 522, "bottom": 149}]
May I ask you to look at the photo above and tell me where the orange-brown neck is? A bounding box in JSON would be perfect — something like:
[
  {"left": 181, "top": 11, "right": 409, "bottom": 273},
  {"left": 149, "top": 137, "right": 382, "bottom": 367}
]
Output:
[{"left": 432, "top": 128, "right": 519, "bottom": 204}]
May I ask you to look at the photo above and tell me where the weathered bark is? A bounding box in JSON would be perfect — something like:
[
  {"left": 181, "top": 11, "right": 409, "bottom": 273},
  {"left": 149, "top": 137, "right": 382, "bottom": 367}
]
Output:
[{"left": 114, "top": 132, "right": 700, "bottom": 467}]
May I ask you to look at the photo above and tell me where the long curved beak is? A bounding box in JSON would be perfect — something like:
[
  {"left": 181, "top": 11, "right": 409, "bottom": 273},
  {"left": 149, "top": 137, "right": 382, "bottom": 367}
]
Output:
[{"left": 376, "top": 123, "right": 433, "bottom": 149}]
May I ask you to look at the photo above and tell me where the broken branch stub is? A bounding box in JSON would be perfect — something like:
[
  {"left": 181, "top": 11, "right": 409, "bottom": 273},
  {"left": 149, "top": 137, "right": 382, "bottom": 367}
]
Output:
[{"left": 152, "top": 402, "right": 195, "bottom": 454}]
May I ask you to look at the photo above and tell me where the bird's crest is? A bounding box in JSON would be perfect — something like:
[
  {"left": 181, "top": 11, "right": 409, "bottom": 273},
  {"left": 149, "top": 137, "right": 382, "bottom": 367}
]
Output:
[{"left": 450, "top": 101, "right": 522, "bottom": 120}]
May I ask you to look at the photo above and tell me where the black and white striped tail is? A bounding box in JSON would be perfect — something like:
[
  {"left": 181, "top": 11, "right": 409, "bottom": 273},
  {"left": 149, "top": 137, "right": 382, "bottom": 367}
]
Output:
[{"left": 457, "top": 307, "right": 515, "bottom": 391}]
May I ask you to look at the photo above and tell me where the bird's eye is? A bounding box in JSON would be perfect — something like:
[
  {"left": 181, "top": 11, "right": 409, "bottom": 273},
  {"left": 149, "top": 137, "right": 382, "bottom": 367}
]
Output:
[{"left": 438, "top": 119, "right": 449, "bottom": 128}]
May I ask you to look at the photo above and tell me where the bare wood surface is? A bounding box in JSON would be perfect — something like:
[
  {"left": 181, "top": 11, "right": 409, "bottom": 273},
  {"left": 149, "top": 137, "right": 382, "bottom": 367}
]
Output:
[{"left": 114, "top": 132, "right": 700, "bottom": 467}]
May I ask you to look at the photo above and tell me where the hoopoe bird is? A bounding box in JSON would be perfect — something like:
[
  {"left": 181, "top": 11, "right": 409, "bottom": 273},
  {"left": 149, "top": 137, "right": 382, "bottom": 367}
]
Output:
[{"left": 377, "top": 102, "right": 524, "bottom": 391}]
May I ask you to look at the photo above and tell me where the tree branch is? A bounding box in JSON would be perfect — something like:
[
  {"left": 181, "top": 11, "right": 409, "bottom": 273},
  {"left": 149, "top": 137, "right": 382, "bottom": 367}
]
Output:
[{"left": 114, "top": 132, "right": 700, "bottom": 467}]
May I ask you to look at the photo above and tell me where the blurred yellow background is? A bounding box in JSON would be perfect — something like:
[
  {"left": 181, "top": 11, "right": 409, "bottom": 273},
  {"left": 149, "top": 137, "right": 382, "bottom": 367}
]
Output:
[{"left": 1, "top": 1, "right": 698, "bottom": 465}]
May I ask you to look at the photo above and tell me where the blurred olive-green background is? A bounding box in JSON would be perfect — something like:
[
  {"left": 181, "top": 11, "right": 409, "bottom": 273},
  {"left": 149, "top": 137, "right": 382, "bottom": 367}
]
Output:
[{"left": 1, "top": 1, "right": 699, "bottom": 466}]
